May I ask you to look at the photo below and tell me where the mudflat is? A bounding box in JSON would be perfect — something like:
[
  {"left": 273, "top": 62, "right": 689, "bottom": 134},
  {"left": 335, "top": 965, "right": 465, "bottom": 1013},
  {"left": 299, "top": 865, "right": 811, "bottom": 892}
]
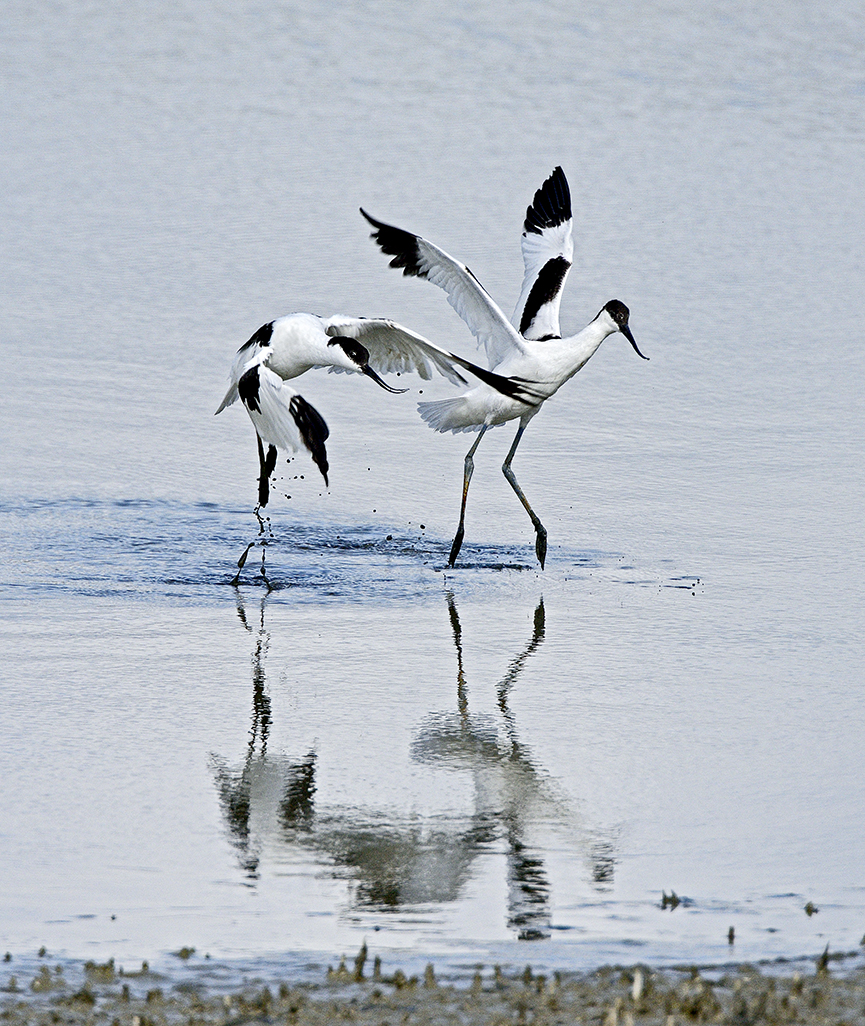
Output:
[{"left": 3, "top": 952, "right": 864, "bottom": 1026}]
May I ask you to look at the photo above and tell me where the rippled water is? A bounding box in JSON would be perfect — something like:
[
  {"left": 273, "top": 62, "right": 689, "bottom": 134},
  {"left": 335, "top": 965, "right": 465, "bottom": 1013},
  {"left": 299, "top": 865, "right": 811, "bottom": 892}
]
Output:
[{"left": 2, "top": 0, "right": 864, "bottom": 986}]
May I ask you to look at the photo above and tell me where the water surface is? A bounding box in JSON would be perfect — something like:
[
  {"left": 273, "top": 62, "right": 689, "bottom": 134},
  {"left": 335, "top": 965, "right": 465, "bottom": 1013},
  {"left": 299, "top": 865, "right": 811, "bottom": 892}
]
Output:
[{"left": 2, "top": 0, "right": 864, "bottom": 986}]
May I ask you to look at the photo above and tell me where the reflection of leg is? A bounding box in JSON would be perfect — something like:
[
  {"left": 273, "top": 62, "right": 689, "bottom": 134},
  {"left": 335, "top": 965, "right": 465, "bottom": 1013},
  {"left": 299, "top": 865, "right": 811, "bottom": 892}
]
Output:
[
  {"left": 531, "top": 598, "right": 545, "bottom": 643},
  {"left": 445, "top": 592, "right": 468, "bottom": 718},
  {"left": 250, "top": 636, "right": 272, "bottom": 756},
  {"left": 497, "top": 598, "right": 546, "bottom": 724},
  {"left": 501, "top": 424, "right": 547, "bottom": 568},
  {"left": 448, "top": 426, "right": 488, "bottom": 567},
  {"left": 505, "top": 819, "right": 551, "bottom": 940},
  {"left": 259, "top": 542, "right": 273, "bottom": 591},
  {"left": 231, "top": 543, "right": 255, "bottom": 586}
]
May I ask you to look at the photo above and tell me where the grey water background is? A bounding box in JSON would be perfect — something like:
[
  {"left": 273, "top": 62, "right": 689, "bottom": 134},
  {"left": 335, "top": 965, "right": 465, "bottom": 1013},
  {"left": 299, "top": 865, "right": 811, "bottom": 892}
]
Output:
[{"left": 2, "top": 0, "right": 864, "bottom": 986}]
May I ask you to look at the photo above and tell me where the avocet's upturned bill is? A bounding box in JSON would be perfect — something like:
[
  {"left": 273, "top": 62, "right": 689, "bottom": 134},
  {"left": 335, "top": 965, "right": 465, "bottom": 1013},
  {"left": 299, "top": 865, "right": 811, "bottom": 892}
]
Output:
[
  {"left": 216, "top": 312, "right": 470, "bottom": 507},
  {"left": 361, "top": 166, "right": 648, "bottom": 569}
]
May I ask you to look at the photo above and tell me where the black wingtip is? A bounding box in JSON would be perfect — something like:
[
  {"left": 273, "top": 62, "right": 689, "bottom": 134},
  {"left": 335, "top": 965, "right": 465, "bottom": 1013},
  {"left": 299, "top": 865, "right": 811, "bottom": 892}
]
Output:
[
  {"left": 289, "top": 394, "right": 330, "bottom": 486},
  {"left": 360, "top": 208, "right": 426, "bottom": 278},
  {"left": 524, "top": 166, "right": 572, "bottom": 235}
]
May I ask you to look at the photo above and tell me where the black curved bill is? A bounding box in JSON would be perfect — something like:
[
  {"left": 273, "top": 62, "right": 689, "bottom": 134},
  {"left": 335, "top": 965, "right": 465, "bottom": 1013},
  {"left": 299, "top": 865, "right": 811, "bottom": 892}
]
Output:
[
  {"left": 621, "top": 324, "right": 649, "bottom": 360},
  {"left": 364, "top": 365, "right": 408, "bottom": 393}
]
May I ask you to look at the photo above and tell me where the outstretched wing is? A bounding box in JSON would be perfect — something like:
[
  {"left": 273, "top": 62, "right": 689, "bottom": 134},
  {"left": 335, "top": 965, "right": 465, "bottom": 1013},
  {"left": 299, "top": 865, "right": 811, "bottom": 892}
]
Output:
[
  {"left": 360, "top": 209, "right": 529, "bottom": 370},
  {"left": 322, "top": 315, "right": 467, "bottom": 386},
  {"left": 328, "top": 318, "right": 541, "bottom": 403},
  {"left": 511, "top": 166, "right": 573, "bottom": 341},
  {"left": 237, "top": 360, "right": 329, "bottom": 485}
]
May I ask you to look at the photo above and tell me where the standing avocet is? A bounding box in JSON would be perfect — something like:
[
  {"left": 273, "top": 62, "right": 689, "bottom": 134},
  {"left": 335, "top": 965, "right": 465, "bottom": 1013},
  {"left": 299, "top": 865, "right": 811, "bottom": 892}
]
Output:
[
  {"left": 361, "top": 166, "right": 648, "bottom": 568},
  {"left": 216, "top": 312, "right": 469, "bottom": 507}
]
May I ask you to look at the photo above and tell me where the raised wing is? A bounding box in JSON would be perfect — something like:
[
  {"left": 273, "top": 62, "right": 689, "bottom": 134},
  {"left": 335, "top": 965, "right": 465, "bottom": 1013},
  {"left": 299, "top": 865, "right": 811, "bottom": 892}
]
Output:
[
  {"left": 360, "top": 209, "right": 529, "bottom": 370},
  {"left": 237, "top": 361, "right": 329, "bottom": 485},
  {"left": 322, "top": 315, "right": 467, "bottom": 386},
  {"left": 511, "top": 166, "right": 573, "bottom": 341}
]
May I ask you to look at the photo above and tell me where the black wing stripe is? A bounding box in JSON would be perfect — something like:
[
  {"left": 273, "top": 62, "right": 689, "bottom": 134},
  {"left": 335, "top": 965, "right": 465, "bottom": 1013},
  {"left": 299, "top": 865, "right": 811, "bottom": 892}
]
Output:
[
  {"left": 238, "top": 366, "right": 262, "bottom": 412},
  {"left": 238, "top": 321, "right": 274, "bottom": 355},
  {"left": 467, "top": 364, "right": 544, "bottom": 406},
  {"left": 518, "top": 256, "right": 572, "bottom": 335}
]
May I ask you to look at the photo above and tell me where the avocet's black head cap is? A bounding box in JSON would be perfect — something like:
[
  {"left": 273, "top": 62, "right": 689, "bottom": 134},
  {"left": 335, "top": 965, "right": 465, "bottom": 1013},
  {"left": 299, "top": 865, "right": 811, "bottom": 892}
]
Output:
[
  {"left": 603, "top": 300, "right": 648, "bottom": 360},
  {"left": 327, "top": 336, "right": 408, "bottom": 393},
  {"left": 328, "top": 336, "right": 368, "bottom": 368}
]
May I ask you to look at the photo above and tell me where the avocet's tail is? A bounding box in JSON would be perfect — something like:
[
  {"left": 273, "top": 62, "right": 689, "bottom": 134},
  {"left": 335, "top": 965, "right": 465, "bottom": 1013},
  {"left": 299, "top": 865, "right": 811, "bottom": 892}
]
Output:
[
  {"left": 418, "top": 397, "right": 485, "bottom": 435},
  {"left": 215, "top": 382, "right": 238, "bottom": 415}
]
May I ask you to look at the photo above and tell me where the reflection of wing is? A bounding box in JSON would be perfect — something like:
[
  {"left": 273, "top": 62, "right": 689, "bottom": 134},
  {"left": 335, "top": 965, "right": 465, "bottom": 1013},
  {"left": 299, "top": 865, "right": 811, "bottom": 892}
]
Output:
[
  {"left": 322, "top": 315, "right": 468, "bottom": 386},
  {"left": 210, "top": 753, "right": 262, "bottom": 879},
  {"left": 311, "top": 815, "right": 481, "bottom": 906},
  {"left": 511, "top": 166, "right": 574, "bottom": 341},
  {"left": 361, "top": 209, "right": 530, "bottom": 369},
  {"left": 410, "top": 710, "right": 502, "bottom": 767},
  {"left": 278, "top": 752, "right": 316, "bottom": 827},
  {"left": 211, "top": 752, "right": 317, "bottom": 879},
  {"left": 505, "top": 822, "right": 551, "bottom": 940}
]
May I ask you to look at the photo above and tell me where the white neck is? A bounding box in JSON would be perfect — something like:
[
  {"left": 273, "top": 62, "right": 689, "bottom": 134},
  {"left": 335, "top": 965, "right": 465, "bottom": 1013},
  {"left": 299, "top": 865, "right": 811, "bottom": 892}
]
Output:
[{"left": 563, "top": 309, "right": 619, "bottom": 375}]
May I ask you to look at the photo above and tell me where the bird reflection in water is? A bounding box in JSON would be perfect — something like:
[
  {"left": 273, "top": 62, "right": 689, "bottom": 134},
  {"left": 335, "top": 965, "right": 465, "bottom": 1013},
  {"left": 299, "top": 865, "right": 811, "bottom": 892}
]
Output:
[
  {"left": 210, "top": 588, "right": 316, "bottom": 881},
  {"left": 412, "top": 593, "right": 618, "bottom": 936},
  {"left": 210, "top": 589, "right": 615, "bottom": 939},
  {"left": 410, "top": 593, "right": 552, "bottom": 939}
]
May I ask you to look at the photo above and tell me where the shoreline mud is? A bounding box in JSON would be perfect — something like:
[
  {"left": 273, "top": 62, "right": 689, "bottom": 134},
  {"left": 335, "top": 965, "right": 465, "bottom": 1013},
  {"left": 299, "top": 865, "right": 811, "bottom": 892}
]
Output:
[{"left": 3, "top": 948, "right": 864, "bottom": 1026}]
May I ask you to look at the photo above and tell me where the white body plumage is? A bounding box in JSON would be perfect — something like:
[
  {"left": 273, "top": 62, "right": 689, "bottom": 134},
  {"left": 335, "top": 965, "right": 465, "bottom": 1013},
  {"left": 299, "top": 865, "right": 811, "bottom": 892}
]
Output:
[{"left": 361, "top": 166, "right": 648, "bottom": 567}]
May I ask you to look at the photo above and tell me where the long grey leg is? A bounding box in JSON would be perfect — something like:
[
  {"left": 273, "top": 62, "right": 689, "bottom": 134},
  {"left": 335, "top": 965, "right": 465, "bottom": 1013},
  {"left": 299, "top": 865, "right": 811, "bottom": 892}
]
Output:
[
  {"left": 232, "top": 437, "right": 277, "bottom": 585},
  {"left": 231, "top": 542, "right": 256, "bottom": 587},
  {"left": 502, "top": 423, "right": 547, "bottom": 569},
  {"left": 448, "top": 425, "right": 488, "bottom": 568},
  {"left": 256, "top": 435, "right": 277, "bottom": 508}
]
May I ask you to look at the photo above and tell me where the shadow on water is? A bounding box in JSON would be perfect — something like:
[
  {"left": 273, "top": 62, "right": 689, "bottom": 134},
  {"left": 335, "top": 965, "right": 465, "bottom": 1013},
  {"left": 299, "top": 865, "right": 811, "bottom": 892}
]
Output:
[{"left": 209, "top": 587, "right": 617, "bottom": 939}]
